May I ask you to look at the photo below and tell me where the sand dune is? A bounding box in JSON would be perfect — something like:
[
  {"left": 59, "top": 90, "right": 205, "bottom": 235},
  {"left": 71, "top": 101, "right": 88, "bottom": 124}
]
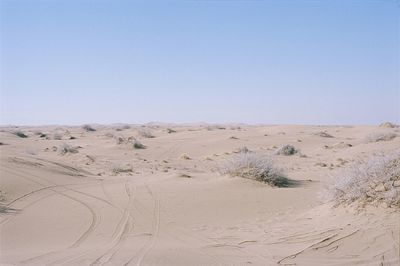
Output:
[{"left": 0, "top": 125, "right": 399, "bottom": 265}]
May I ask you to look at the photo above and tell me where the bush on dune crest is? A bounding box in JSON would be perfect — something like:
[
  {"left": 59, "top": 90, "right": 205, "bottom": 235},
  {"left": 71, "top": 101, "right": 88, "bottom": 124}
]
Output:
[
  {"left": 328, "top": 151, "right": 400, "bottom": 208},
  {"left": 220, "top": 152, "right": 289, "bottom": 187}
]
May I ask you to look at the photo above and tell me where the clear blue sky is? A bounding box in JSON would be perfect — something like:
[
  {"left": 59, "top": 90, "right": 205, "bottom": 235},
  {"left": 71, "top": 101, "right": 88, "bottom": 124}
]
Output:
[{"left": 1, "top": 0, "right": 399, "bottom": 125}]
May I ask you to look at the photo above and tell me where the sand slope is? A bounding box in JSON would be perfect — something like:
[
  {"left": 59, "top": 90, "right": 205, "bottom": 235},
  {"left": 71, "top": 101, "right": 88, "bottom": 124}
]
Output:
[{"left": 0, "top": 125, "right": 399, "bottom": 265}]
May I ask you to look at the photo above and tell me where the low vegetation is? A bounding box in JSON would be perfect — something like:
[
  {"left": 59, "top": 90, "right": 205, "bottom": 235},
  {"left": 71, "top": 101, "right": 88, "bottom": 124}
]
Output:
[
  {"left": 12, "top": 130, "right": 28, "bottom": 138},
  {"left": 59, "top": 143, "right": 79, "bottom": 155},
  {"left": 314, "top": 131, "right": 334, "bottom": 138},
  {"left": 132, "top": 139, "right": 146, "bottom": 149},
  {"left": 328, "top": 152, "right": 400, "bottom": 208},
  {"left": 112, "top": 165, "right": 133, "bottom": 174},
  {"left": 379, "top": 122, "right": 399, "bottom": 128},
  {"left": 82, "top": 124, "right": 96, "bottom": 132},
  {"left": 138, "top": 128, "right": 154, "bottom": 138},
  {"left": 275, "top": 145, "right": 298, "bottom": 156},
  {"left": 220, "top": 152, "right": 289, "bottom": 187},
  {"left": 365, "top": 132, "right": 397, "bottom": 143}
]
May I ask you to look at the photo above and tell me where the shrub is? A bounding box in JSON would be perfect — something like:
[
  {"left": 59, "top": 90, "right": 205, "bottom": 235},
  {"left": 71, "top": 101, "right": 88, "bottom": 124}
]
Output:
[
  {"left": 13, "top": 130, "right": 28, "bottom": 138},
  {"left": 379, "top": 122, "right": 399, "bottom": 128},
  {"left": 53, "top": 133, "right": 63, "bottom": 140},
  {"left": 132, "top": 140, "right": 146, "bottom": 149},
  {"left": 59, "top": 143, "right": 79, "bottom": 155},
  {"left": 276, "top": 145, "right": 298, "bottom": 156},
  {"left": 138, "top": 128, "right": 154, "bottom": 138},
  {"left": 327, "top": 152, "right": 400, "bottom": 208},
  {"left": 314, "top": 131, "right": 334, "bottom": 138},
  {"left": 220, "top": 152, "right": 289, "bottom": 187},
  {"left": 115, "top": 136, "right": 126, "bottom": 145},
  {"left": 365, "top": 132, "right": 397, "bottom": 143},
  {"left": 167, "top": 128, "right": 176, "bottom": 134},
  {"left": 112, "top": 165, "right": 133, "bottom": 174},
  {"left": 82, "top": 124, "right": 96, "bottom": 132}
]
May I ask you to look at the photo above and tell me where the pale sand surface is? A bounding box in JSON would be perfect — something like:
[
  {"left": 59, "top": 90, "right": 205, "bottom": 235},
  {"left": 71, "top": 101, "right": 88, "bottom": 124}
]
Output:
[{"left": 0, "top": 124, "right": 399, "bottom": 265}]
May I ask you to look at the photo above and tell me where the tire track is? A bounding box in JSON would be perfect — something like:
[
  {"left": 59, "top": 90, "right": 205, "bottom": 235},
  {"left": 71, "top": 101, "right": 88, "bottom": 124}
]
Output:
[{"left": 122, "top": 184, "right": 160, "bottom": 266}]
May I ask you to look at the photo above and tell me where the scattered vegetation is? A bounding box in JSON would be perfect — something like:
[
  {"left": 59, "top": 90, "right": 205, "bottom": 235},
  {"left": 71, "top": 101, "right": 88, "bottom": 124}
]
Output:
[
  {"left": 12, "top": 130, "right": 28, "bottom": 138},
  {"left": 59, "top": 143, "right": 79, "bottom": 155},
  {"left": 220, "top": 152, "right": 289, "bottom": 187},
  {"left": 275, "top": 145, "right": 298, "bottom": 156},
  {"left": 82, "top": 124, "right": 96, "bottom": 132},
  {"left": 327, "top": 152, "right": 400, "bottom": 208},
  {"left": 365, "top": 132, "right": 397, "bottom": 143}
]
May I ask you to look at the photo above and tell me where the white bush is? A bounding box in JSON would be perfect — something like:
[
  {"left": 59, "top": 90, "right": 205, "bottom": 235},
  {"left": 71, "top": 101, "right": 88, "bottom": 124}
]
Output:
[
  {"left": 275, "top": 145, "right": 298, "bottom": 156},
  {"left": 138, "top": 128, "right": 154, "bottom": 138},
  {"left": 220, "top": 152, "right": 288, "bottom": 187},
  {"left": 365, "top": 132, "right": 397, "bottom": 142},
  {"left": 59, "top": 143, "right": 79, "bottom": 155},
  {"left": 328, "top": 152, "right": 400, "bottom": 208}
]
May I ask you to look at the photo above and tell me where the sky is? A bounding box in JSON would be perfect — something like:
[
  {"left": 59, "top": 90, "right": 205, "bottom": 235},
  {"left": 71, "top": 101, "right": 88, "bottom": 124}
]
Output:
[{"left": 0, "top": 0, "right": 399, "bottom": 125}]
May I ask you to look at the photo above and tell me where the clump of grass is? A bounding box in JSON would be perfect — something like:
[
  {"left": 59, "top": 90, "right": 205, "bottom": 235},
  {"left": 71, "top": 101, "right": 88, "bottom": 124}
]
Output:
[
  {"left": 59, "top": 143, "right": 79, "bottom": 155},
  {"left": 180, "top": 153, "right": 191, "bottom": 160},
  {"left": 233, "top": 146, "right": 250, "bottom": 154},
  {"left": 220, "top": 152, "right": 289, "bottom": 187},
  {"left": 82, "top": 124, "right": 96, "bottom": 132},
  {"left": 112, "top": 165, "right": 133, "bottom": 175},
  {"left": 365, "top": 132, "right": 397, "bottom": 143},
  {"left": 138, "top": 128, "right": 154, "bottom": 138},
  {"left": 115, "top": 136, "right": 126, "bottom": 145},
  {"left": 314, "top": 131, "right": 334, "bottom": 138},
  {"left": 327, "top": 152, "right": 400, "bottom": 208},
  {"left": 12, "top": 130, "right": 28, "bottom": 138},
  {"left": 132, "top": 139, "right": 146, "bottom": 149},
  {"left": 275, "top": 145, "right": 298, "bottom": 156}
]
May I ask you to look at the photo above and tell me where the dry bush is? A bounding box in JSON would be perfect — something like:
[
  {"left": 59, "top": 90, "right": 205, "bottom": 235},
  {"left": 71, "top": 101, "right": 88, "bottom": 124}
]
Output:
[
  {"left": 365, "top": 132, "right": 397, "bottom": 143},
  {"left": 115, "top": 136, "right": 126, "bottom": 145},
  {"left": 379, "top": 122, "right": 399, "bottom": 128},
  {"left": 53, "top": 133, "right": 63, "bottom": 140},
  {"left": 112, "top": 165, "right": 133, "bottom": 174},
  {"left": 166, "top": 128, "right": 176, "bottom": 133},
  {"left": 82, "top": 124, "right": 96, "bottom": 132},
  {"left": 12, "top": 130, "right": 28, "bottom": 138},
  {"left": 59, "top": 143, "right": 79, "bottom": 155},
  {"left": 275, "top": 145, "right": 298, "bottom": 156},
  {"left": 138, "top": 128, "right": 154, "bottom": 138},
  {"left": 314, "top": 131, "right": 334, "bottom": 138},
  {"left": 327, "top": 152, "right": 400, "bottom": 208},
  {"left": 220, "top": 152, "right": 289, "bottom": 187},
  {"left": 132, "top": 139, "right": 146, "bottom": 149}
]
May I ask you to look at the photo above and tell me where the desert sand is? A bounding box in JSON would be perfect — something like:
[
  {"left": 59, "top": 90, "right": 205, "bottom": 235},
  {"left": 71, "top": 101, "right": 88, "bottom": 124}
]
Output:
[{"left": 0, "top": 124, "right": 399, "bottom": 265}]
